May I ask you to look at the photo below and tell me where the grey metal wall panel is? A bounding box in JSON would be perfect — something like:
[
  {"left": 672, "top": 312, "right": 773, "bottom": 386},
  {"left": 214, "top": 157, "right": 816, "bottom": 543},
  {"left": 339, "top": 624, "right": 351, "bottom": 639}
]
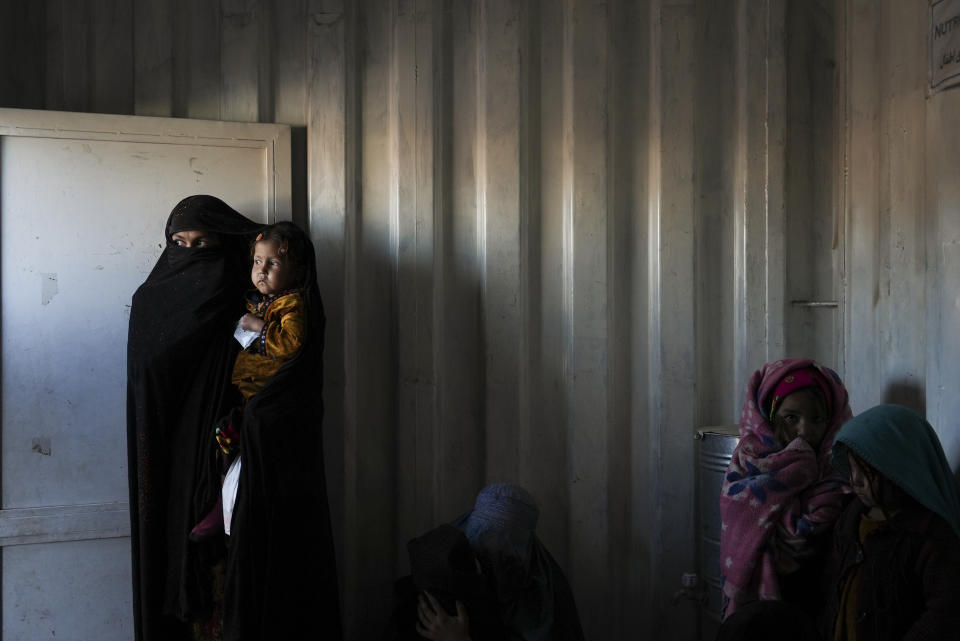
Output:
[{"left": 841, "top": 0, "right": 960, "bottom": 463}]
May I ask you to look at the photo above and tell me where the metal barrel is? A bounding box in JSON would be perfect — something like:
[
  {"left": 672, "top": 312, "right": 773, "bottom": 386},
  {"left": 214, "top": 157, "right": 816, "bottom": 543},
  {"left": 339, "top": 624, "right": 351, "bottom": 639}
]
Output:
[{"left": 695, "top": 425, "right": 740, "bottom": 633}]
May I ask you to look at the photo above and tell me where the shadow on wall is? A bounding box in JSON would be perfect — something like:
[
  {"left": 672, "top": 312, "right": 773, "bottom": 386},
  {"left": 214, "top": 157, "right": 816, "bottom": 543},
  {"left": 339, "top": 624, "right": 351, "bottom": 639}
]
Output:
[
  {"left": 290, "top": 127, "right": 309, "bottom": 231},
  {"left": 881, "top": 380, "right": 925, "bottom": 416},
  {"left": 880, "top": 381, "right": 960, "bottom": 484}
]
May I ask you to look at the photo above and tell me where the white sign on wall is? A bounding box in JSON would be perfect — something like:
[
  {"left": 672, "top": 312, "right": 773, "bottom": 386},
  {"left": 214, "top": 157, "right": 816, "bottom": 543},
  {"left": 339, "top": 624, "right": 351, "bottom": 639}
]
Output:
[{"left": 931, "top": 0, "right": 960, "bottom": 91}]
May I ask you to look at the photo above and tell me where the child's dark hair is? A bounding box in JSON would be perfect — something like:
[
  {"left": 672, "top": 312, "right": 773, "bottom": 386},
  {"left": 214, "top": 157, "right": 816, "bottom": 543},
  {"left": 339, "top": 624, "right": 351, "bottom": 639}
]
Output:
[
  {"left": 848, "top": 451, "right": 916, "bottom": 515},
  {"left": 252, "top": 221, "right": 311, "bottom": 286}
]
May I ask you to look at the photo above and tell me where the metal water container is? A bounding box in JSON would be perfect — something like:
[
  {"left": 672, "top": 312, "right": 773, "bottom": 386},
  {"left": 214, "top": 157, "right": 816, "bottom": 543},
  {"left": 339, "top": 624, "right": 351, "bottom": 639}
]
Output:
[{"left": 695, "top": 425, "right": 740, "bottom": 639}]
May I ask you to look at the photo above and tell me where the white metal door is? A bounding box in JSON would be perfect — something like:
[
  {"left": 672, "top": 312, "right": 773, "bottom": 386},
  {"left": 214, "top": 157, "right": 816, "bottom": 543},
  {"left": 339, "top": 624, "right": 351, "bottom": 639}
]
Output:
[{"left": 0, "top": 108, "right": 290, "bottom": 640}]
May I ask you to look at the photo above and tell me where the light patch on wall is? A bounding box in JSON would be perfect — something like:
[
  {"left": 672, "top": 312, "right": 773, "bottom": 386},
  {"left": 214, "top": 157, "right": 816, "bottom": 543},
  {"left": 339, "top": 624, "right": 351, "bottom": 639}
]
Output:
[{"left": 40, "top": 273, "right": 58, "bottom": 305}]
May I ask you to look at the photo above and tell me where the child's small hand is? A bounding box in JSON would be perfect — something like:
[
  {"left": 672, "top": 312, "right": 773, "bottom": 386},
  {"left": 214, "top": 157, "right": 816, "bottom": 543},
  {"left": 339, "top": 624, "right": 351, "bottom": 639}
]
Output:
[{"left": 240, "top": 313, "right": 264, "bottom": 333}]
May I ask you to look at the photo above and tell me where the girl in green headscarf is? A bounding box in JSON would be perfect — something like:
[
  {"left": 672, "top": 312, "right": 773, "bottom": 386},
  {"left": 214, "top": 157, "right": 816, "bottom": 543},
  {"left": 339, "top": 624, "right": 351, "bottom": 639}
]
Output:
[{"left": 824, "top": 404, "right": 960, "bottom": 641}]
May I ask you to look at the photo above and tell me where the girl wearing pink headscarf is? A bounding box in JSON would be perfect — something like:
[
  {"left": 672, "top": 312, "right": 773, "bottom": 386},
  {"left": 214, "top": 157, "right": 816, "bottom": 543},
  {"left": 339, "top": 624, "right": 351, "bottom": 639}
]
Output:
[{"left": 719, "top": 358, "right": 853, "bottom": 619}]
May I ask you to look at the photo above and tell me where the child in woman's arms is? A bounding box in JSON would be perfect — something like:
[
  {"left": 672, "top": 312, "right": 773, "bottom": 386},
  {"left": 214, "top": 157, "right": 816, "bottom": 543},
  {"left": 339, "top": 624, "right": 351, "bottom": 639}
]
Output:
[{"left": 191, "top": 221, "right": 311, "bottom": 539}]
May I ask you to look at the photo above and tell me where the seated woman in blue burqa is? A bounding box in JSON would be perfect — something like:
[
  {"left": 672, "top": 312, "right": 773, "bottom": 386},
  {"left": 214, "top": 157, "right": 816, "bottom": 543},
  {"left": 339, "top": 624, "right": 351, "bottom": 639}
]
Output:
[{"left": 388, "top": 483, "right": 585, "bottom": 641}]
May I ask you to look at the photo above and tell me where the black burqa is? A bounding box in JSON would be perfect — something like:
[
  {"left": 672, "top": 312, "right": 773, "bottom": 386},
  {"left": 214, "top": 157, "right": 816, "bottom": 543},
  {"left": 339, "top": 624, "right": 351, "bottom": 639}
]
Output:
[{"left": 127, "top": 196, "right": 341, "bottom": 640}]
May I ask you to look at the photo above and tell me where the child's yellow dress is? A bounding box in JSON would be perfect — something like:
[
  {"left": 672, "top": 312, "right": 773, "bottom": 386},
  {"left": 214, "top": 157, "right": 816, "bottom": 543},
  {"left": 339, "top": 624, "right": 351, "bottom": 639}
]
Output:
[{"left": 230, "top": 290, "right": 305, "bottom": 399}]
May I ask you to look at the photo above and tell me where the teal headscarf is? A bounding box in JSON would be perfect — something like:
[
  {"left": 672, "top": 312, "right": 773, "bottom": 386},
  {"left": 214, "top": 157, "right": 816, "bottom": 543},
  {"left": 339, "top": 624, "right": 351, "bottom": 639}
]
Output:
[{"left": 832, "top": 404, "right": 960, "bottom": 536}]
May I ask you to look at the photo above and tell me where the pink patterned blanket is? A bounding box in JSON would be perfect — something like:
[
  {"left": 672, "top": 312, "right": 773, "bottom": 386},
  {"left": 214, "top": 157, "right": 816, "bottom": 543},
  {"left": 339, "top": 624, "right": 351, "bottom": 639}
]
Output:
[{"left": 719, "top": 358, "right": 852, "bottom": 617}]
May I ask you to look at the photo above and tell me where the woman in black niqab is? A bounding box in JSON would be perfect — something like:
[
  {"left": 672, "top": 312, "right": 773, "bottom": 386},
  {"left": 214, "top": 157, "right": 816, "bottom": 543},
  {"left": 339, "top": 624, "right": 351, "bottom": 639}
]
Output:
[
  {"left": 129, "top": 196, "right": 342, "bottom": 641},
  {"left": 127, "top": 195, "right": 261, "bottom": 640}
]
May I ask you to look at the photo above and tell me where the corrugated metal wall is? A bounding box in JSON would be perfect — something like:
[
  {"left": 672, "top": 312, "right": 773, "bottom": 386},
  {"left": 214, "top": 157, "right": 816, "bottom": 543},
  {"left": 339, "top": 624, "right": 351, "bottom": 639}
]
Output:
[
  {"left": 3, "top": 1, "right": 959, "bottom": 639},
  {"left": 842, "top": 0, "right": 960, "bottom": 467}
]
